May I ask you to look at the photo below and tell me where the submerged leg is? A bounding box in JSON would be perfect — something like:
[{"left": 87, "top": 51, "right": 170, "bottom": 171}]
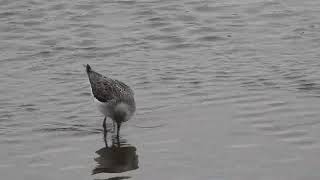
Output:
[
  {"left": 116, "top": 122, "right": 121, "bottom": 146},
  {"left": 103, "top": 117, "right": 108, "bottom": 148},
  {"left": 112, "top": 121, "right": 116, "bottom": 132}
]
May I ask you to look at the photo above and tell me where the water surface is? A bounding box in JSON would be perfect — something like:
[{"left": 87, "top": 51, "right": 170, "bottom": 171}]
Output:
[{"left": 1, "top": 0, "right": 320, "bottom": 179}]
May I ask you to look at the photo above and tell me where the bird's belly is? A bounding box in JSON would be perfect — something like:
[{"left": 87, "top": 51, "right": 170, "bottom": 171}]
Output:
[{"left": 93, "top": 97, "right": 110, "bottom": 117}]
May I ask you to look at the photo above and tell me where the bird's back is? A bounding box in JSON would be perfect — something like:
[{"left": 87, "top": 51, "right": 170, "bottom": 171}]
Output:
[{"left": 85, "top": 64, "right": 136, "bottom": 117}]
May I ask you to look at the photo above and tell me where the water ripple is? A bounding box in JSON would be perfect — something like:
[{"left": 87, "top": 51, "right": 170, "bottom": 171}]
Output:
[{"left": 1, "top": 0, "right": 320, "bottom": 179}]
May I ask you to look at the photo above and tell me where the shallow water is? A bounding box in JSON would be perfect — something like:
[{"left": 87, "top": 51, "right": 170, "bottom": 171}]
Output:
[{"left": 1, "top": 0, "right": 320, "bottom": 179}]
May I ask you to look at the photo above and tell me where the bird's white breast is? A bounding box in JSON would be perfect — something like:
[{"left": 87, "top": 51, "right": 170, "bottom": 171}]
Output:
[
  {"left": 93, "top": 97, "right": 110, "bottom": 117},
  {"left": 89, "top": 86, "right": 110, "bottom": 117}
]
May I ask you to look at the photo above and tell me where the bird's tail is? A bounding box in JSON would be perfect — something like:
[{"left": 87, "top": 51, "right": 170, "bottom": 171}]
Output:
[{"left": 83, "top": 64, "right": 92, "bottom": 74}]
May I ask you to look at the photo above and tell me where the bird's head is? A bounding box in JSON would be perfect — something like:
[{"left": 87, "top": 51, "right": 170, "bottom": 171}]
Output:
[{"left": 113, "top": 103, "right": 131, "bottom": 123}]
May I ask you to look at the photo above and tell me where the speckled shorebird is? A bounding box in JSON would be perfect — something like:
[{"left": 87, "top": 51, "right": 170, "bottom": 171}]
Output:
[{"left": 85, "top": 64, "right": 135, "bottom": 145}]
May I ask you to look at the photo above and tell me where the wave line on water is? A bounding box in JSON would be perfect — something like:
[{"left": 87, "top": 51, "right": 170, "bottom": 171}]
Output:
[{"left": 133, "top": 124, "right": 166, "bottom": 129}]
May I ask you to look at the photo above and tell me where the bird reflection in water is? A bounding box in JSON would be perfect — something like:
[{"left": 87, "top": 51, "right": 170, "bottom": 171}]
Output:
[
  {"left": 95, "top": 176, "right": 131, "bottom": 180},
  {"left": 92, "top": 137, "right": 139, "bottom": 175}
]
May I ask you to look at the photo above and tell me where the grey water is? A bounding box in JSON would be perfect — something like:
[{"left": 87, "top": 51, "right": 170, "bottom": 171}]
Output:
[{"left": 1, "top": 0, "right": 320, "bottom": 179}]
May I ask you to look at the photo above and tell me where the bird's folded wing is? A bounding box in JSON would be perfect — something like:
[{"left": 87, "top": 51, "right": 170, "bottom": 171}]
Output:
[{"left": 91, "top": 77, "right": 133, "bottom": 103}]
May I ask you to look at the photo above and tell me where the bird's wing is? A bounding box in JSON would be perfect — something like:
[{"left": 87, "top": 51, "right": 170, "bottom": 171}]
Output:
[{"left": 89, "top": 72, "right": 133, "bottom": 103}]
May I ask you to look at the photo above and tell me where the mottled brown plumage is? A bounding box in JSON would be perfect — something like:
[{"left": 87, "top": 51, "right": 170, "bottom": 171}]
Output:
[{"left": 85, "top": 64, "right": 135, "bottom": 144}]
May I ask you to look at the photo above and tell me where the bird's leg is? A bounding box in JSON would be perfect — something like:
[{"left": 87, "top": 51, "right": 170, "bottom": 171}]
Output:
[
  {"left": 103, "top": 117, "right": 108, "bottom": 148},
  {"left": 116, "top": 122, "right": 121, "bottom": 147},
  {"left": 112, "top": 121, "right": 116, "bottom": 133}
]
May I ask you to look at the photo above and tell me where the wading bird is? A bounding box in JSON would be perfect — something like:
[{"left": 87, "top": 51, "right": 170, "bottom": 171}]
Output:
[{"left": 85, "top": 64, "right": 135, "bottom": 146}]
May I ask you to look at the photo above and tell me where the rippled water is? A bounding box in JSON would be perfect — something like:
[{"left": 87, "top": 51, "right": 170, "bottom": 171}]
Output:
[{"left": 1, "top": 0, "right": 320, "bottom": 179}]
